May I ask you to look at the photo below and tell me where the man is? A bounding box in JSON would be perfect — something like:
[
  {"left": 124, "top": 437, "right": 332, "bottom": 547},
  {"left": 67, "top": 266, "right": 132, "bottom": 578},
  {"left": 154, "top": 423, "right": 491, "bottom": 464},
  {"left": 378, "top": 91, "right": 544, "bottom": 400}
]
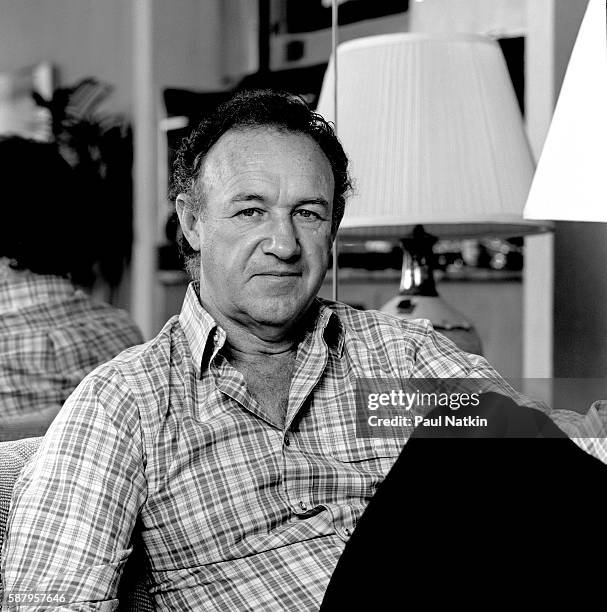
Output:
[
  {"left": 0, "top": 137, "right": 143, "bottom": 440},
  {"left": 2, "top": 91, "right": 606, "bottom": 610}
]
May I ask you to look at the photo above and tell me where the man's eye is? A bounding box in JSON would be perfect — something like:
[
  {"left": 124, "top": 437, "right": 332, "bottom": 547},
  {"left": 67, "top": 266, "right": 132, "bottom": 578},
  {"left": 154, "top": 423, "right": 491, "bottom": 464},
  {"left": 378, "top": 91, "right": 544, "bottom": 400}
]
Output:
[
  {"left": 238, "top": 208, "right": 263, "bottom": 217},
  {"left": 295, "top": 209, "right": 321, "bottom": 220}
]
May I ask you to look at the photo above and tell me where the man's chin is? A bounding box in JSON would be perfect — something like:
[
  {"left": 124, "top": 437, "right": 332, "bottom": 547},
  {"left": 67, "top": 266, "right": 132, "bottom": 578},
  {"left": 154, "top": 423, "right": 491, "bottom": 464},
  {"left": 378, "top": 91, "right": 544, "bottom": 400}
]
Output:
[{"left": 247, "top": 297, "right": 310, "bottom": 329}]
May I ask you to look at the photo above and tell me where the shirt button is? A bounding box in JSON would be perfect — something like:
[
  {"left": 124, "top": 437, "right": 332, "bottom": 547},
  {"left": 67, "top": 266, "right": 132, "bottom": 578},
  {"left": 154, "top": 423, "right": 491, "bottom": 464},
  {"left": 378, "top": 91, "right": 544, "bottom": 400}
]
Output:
[
  {"left": 284, "top": 435, "right": 290, "bottom": 446},
  {"left": 299, "top": 500, "right": 308, "bottom": 511}
]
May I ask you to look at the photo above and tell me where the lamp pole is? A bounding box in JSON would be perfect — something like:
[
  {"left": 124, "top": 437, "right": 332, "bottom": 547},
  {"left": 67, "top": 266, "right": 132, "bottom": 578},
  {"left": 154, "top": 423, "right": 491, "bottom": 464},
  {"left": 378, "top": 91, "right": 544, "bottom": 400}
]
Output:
[{"left": 331, "top": 0, "right": 339, "bottom": 302}]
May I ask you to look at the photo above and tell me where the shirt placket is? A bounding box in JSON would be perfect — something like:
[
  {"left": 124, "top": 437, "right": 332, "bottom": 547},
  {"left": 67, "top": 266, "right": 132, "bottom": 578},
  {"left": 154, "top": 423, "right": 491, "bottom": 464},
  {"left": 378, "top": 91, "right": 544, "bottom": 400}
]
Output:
[
  {"left": 207, "top": 329, "right": 281, "bottom": 429},
  {"left": 280, "top": 329, "right": 332, "bottom": 522}
]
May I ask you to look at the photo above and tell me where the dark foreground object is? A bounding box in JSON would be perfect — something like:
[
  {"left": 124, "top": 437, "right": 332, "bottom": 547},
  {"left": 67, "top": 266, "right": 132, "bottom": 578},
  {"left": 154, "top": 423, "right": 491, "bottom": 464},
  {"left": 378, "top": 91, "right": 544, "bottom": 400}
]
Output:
[{"left": 320, "top": 393, "right": 607, "bottom": 610}]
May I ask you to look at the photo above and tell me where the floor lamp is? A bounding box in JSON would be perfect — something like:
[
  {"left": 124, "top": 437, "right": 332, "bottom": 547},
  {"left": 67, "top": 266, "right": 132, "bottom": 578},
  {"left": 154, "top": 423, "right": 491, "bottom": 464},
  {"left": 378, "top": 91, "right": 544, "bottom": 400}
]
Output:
[
  {"left": 317, "top": 33, "right": 551, "bottom": 354},
  {"left": 524, "top": 0, "right": 606, "bottom": 224},
  {"left": 524, "top": 0, "right": 606, "bottom": 402}
]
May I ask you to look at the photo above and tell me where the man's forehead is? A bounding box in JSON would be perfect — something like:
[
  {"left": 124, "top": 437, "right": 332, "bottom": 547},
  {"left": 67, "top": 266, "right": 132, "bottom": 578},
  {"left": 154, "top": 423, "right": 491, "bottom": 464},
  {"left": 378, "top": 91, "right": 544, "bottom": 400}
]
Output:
[
  {"left": 215, "top": 125, "right": 324, "bottom": 158},
  {"left": 199, "top": 126, "right": 333, "bottom": 186}
]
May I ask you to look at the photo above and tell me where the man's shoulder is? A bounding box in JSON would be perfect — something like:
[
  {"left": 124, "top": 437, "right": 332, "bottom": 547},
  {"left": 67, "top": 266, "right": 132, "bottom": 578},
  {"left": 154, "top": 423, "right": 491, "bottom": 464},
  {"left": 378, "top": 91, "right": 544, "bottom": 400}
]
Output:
[
  {"left": 316, "top": 297, "right": 433, "bottom": 345},
  {"left": 82, "top": 314, "right": 190, "bottom": 398},
  {"left": 53, "top": 314, "right": 193, "bottom": 452}
]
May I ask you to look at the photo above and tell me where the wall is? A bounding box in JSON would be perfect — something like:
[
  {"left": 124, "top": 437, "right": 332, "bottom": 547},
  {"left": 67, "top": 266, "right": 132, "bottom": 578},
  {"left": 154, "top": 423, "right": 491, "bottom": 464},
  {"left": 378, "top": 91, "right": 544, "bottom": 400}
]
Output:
[
  {"left": 0, "top": 0, "right": 223, "bottom": 112},
  {"left": 524, "top": 0, "right": 555, "bottom": 378},
  {"left": 0, "top": 0, "right": 132, "bottom": 114},
  {"left": 409, "top": 0, "right": 525, "bottom": 36},
  {"left": 554, "top": 222, "right": 607, "bottom": 376},
  {"left": 152, "top": 0, "right": 222, "bottom": 91},
  {"left": 221, "top": 0, "right": 259, "bottom": 83}
]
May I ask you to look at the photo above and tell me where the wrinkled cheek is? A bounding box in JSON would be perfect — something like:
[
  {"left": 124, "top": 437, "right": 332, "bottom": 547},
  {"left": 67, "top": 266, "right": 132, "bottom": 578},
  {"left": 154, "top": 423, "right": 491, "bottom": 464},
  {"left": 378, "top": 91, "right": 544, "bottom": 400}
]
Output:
[{"left": 199, "top": 248, "right": 229, "bottom": 290}]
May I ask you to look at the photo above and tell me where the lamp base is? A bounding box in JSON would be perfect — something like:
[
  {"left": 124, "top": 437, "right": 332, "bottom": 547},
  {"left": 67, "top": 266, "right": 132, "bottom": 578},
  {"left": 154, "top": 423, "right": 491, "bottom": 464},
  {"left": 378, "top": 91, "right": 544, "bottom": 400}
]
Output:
[{"left": 381, "top": 294, "right": 483, "bottom": 356}]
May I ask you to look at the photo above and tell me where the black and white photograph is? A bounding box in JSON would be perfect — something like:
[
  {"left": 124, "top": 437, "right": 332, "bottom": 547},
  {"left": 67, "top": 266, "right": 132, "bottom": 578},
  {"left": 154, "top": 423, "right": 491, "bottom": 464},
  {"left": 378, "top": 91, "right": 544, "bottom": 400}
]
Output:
[{"left": 0, "top": 0, "right": 606, "bottom": 609}]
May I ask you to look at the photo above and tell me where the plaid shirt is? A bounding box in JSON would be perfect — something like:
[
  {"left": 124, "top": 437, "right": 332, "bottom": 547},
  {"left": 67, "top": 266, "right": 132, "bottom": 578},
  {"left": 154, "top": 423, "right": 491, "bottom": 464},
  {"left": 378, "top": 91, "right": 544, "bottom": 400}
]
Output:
[
  {"left": 2, "top": 283, "right": 606, "bottom": 611},
  {"left": 0, "top": 263, "right": 143, "bottom": 419}
]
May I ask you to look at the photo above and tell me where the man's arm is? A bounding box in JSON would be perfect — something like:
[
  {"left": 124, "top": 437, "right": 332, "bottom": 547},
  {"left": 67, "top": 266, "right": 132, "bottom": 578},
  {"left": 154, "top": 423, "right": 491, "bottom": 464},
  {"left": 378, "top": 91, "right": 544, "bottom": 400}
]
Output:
[
  {"left": 552, "top": 400, "right": 607, "bottom": 463},
  {"left": 414, "top": 325, "right": 607, "bottom": 461},
  {"left": 1, "top": 369, "right": 147, "bottom": 611}
]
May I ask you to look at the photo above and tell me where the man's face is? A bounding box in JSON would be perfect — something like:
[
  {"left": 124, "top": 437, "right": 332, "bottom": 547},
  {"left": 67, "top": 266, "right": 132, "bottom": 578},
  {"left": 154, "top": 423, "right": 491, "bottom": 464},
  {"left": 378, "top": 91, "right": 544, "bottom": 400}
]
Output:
[{"left": 177, "top": 127, "right": 335, "bottom": 333}]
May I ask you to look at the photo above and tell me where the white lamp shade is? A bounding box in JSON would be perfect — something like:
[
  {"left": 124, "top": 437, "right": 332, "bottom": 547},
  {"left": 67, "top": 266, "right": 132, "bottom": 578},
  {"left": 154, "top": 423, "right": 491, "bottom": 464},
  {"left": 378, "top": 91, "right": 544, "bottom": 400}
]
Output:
[
  {"left": 317, "top": 33, "right": 550, "bottom": 239},
  {"left": 524, "top": 0, "right": 607, "bottom": 223}
]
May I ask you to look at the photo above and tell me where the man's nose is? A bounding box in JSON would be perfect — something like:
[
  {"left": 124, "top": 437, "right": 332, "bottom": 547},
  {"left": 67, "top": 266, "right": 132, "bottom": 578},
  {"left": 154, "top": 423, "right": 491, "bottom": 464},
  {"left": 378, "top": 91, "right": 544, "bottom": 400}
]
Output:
[{"left": 261, "top": 217, "right": 300, "bottom": 260}]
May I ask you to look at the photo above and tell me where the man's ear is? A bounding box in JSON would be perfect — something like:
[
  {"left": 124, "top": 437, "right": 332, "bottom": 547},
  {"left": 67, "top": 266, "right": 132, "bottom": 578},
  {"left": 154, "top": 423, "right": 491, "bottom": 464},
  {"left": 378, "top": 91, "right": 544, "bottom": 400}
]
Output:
[{"left": 175, "top": 194, "right": 201, "bottom": 251}]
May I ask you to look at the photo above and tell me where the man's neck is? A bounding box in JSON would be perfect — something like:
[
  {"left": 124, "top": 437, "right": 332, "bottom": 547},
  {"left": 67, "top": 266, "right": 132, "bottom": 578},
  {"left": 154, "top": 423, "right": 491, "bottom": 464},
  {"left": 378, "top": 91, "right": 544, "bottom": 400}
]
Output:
[
  {"left": 197, "top": 295, "right": 308, "bottom": 363},
  {"left": 222, "top": 325, "right": 299, "bottom": 368}
]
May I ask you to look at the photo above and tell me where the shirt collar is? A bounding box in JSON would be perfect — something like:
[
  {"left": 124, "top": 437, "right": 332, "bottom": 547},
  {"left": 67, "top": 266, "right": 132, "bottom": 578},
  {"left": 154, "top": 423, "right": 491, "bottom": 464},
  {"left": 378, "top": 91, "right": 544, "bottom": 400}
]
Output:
[
  {"left": 178, "top": 283, "right": 221, "bottom": 377},
  {"left": 0, "top": 259, "right": 76, "bottom": 315},
  {"left": 178, "top": 283, "right": 346, "bottom": 377},
  {"left": 308, "top": 297, "right": 345, "bottom": 358}
]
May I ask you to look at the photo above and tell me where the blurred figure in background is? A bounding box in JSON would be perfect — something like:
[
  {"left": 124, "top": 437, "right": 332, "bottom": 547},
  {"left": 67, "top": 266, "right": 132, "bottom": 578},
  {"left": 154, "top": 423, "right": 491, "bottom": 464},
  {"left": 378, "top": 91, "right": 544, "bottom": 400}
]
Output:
[{"left": 0, "top": 136, "right": 142, "bottom": 440}]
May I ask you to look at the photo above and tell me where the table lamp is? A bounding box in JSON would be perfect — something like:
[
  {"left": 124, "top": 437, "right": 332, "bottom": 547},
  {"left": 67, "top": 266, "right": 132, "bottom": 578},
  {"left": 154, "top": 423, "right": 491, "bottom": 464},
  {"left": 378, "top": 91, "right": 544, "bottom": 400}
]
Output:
[{"left": 317, "top": 33, "right": 551, "bottom": 354}]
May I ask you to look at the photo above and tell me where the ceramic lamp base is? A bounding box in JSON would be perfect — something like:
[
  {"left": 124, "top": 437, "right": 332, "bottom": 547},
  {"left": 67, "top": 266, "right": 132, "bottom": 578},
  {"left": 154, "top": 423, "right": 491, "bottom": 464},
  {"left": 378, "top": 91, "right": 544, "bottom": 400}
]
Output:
[{"left": 381, "top": 294, "right": 483, "bottom": 356}]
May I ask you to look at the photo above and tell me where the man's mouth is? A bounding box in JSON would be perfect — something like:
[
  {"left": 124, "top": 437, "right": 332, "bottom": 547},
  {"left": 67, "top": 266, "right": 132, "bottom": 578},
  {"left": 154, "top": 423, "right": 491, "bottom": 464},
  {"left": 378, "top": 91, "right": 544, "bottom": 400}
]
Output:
[{"left": 254, "top": 271, "right": 302, "bottom": 277}]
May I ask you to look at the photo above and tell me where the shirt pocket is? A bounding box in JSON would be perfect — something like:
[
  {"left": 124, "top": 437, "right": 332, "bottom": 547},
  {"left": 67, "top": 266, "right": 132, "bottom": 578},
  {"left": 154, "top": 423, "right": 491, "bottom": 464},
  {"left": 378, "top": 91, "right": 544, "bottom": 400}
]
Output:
[{"left": 327, "top": 433, "right": 407, "bottom": 464}]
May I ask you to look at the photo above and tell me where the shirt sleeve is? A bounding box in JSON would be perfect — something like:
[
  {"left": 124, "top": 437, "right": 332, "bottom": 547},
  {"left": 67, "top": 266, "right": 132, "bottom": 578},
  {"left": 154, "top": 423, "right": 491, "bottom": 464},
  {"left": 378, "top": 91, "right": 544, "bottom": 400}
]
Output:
[
  {"left": 551, "top": 401, "right": 607, "bottom": 464},
  {"left": 413, "top": 324, "right": 607, "bottom": 462},
  {"left": 1, "top": 368, "right": 147, "bottom": 611},
  {"left": 412, "top": 322, "right": 540, "bottom": 396}
]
